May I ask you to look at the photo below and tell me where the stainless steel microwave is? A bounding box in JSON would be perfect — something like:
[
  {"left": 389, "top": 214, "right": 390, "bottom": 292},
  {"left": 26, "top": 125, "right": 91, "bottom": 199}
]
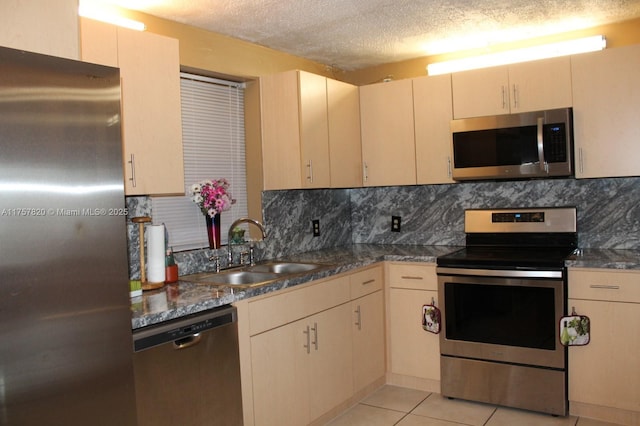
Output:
[{"left": 450, "top": 107, "right": 574, "bottom": 181}]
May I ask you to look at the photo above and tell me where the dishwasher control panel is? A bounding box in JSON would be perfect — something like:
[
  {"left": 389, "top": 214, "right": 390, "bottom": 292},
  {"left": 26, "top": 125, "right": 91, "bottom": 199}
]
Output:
[{"left": 133, "top": 305, "right": 237, "bottom": 352}]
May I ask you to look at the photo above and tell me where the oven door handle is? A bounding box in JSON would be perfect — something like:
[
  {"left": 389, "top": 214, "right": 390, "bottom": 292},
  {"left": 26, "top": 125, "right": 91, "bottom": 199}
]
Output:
[{"left": 436, "top": 267, "right": 563, "bottom": 279}]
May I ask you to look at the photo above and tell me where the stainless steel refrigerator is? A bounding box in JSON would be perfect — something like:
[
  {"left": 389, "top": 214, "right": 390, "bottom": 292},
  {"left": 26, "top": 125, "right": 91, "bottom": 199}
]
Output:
[{"left": 0, "top": 46, "right": 137, "bottom": 424}]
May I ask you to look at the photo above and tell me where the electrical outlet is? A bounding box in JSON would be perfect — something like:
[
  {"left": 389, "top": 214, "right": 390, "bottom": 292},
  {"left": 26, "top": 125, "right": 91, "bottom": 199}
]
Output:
[
  {"left": 312, "top": 219, "right": 320, "bottom": 237},
  {"left": 391, "top": 216, "right": 401, "bottom": 232}
]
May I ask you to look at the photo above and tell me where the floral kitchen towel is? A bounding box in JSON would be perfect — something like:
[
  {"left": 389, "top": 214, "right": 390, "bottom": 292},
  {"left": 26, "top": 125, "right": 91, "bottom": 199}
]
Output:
[
  {"left": 559, "top": 314, "right": 590, "bottom": 346},
  {"left": 422, "top": 303, "right": 441, "bottom": 334}
]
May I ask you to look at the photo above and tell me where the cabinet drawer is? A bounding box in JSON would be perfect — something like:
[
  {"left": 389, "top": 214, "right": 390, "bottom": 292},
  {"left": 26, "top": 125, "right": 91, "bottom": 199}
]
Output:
[
  {"left": 248, "top": 275, "right": 350, "bottom": 335},
  {"left": 388, "top": 263, "right": 437, "bottom": 290},
  {"left": 568, "top": 268, "right": 640, "bottom": 303},
  {"left": 350, "top": 265, "right": 383, "bottom": 299}
]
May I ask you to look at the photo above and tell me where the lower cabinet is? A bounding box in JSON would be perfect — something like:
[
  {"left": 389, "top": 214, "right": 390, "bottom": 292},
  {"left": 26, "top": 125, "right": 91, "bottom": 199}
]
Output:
[
  {"left": 387, "top": 262, "right": 440, "bottom": 391},
  {"left": 350, "top": 267, "right": 385, "bottom": 394},
  {"left": 246, "top": 264, "right": 385, "bottom": 425},
  {"left": 567, "top": 268, "right": 640, "bottom": 425},
  {"left": 251, "top": 303, "right": 353, "bottom": 425}
]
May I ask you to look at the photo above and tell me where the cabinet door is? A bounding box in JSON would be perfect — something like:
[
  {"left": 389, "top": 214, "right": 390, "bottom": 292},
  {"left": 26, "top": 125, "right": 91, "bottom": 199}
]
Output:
[
  {"left": 260, "top": 71, "right": 331, "bottom": 190},
  {"left": 452, "top": 67, "right": 509, "bottom": 118},
  {"left": 259, "top": 70, "right": 303, "bottom": 190},
  {"left": 352, "top": 291, "right": 385, "bottom": 392},
  {"left": 413, "top": 75, "right": 455, "bottom": 184},
  {"left": 80, "top": 18, "right": 118, "bottom": 67},
  {"left": 508, "top": 56, "right": 572, "bottom": 113},
  {"left": 360, "top": 79, "right": 416, "bottom": 186},
  {"left": 0, "top": 0, "right": 78, "bottom": 60},
  {"left": 117, "top": 28, "right": 184, "bottom": 195},
  {"left": 327, "top": 79, "right": 362, "bottom": 188},
  {"left": 572, "top": 45, "right": 640, "bottom": 178},
  {"left": 389, "top": 288, "right": 440, "bottom": 381},
  {"left": 250, "top": 318, "right": 310, "bottom": 425},
  {"left": 299, "top": 71, "right": 331, "bottom": 188},
  {"left": 568, "top": 299, "right": 640, "bottom": 412},
  {"left": 308, "top": 303, "right": 354, "bottom": 421}
]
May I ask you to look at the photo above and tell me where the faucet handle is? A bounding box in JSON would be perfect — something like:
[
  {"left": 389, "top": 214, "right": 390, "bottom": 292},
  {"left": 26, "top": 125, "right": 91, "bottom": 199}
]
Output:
[
  {"left": 248, "top": 245, "right": 256, "bottom": 266},
  {"left": 239, "top": 250, "right": 250, "bottom": 266},
  {"left": 208, "top": 255, "right": 221, "bottom": 273}
]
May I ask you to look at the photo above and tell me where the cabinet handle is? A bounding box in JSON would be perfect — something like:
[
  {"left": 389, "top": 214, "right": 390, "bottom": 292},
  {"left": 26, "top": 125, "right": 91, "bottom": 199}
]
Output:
[
  {"left": 128, "top": 154, "right": 137, "bottom": 188},
  {"left": 311, "top": 322, "right": 318, "bottom": 350},
  {"left": 303, "top": 325, "right": 310, "bottom": 354},
  {"left": 512, "top": 84, "right": 519, "bottom": 109},
  {"left": 401, "top": 275, "right": 423, "bottom": 280},
  {"left": 501, "top": 86, "right": 507, "bottom": 110},
  {"left": 447, "top": 156, "right": 452, "bottom": 178},
  {"left": 363, "top": 162, "right": 369, "bottom": 183},
  {"left": 355, "top": 305, "right": 362, "bottom": 330},
  {"left": 579, "top": 148, "right": 584, "bottom": 174},
  {"left": 361, "top": 279, "right": 376, "bottom": 285},
  {"left": 589, "top": 284, "right": 620, "bottom": 290},
  {"left": 306, "top": 160, "right": 313, "bottom": 183}
]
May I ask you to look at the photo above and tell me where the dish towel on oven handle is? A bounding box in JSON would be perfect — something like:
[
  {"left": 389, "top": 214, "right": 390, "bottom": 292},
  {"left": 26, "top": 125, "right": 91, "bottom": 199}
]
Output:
[
  {"left": 422, "top": 300, "right": 441, "bottom": 334},
  {"left": 559, "top": 307, "right": 590, "bottom": 346}
]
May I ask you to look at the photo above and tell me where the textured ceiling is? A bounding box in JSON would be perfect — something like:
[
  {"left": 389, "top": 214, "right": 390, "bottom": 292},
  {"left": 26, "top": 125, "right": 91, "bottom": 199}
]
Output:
[{"left": 103, "top": 0, "right": 640, "bottom": 70}]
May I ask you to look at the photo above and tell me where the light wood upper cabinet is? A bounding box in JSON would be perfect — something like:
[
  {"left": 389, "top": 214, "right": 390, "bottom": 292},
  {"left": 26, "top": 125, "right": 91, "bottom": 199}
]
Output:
[
  {"left": 80, "top": 18, "right": 184, "bottom": 195},
  {"left": 568, "top": 269, "right": 640, "bottom": 424},
  {"left": 360, "top": 79, "right": 417, "bottom": 186},
  {"left": 0, "top": 0, "right": 79, "bottom": 60},
  {"left": 298, "top": 71, "right": 331, "bottom": 189},
  {"left": 571, "top": 44, "right": 640, "bottom": 179},
  {"left": 327, "top": 78, "right": 363, "bottom": 188},
  {"left": 257, "top": 70, "right": 361, "bottom": 190},
  {"left": 452, "top": 56, "right": 572, "bottom": 118},
  {"left": 413, "top": 75, "right": 455, "bottom": 184},
  {"left": 508, "top": 57, "right": 572, "bottom": 113}
]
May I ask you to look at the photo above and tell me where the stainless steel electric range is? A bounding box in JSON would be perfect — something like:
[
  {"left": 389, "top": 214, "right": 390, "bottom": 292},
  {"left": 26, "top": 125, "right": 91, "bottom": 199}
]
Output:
[{"left": 436, "top": 207, "right": 577, "bottom": 416}]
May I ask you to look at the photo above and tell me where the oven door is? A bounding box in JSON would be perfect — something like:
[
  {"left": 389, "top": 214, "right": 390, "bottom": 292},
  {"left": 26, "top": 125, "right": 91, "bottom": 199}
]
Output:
[{"left": 437, "top": 267, "right": 566, "bottom": 369}]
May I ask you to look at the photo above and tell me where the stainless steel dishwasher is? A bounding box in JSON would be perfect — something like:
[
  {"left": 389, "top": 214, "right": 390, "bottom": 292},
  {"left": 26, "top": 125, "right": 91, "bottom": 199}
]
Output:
[{"left": 133, "top": 304, "right": 243, "bottom": 425}]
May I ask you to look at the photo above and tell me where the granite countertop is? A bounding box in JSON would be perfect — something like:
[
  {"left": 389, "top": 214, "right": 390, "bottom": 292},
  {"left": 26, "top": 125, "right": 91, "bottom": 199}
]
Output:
[
  {"left": 565, "top": 248, "right": 640, "bottom": 269},
  {"left": 131, "top": 244, "right": 640, "bottom": 330},
  {"left": 131, "top": 244, "right": 458, "bottom": 329}
]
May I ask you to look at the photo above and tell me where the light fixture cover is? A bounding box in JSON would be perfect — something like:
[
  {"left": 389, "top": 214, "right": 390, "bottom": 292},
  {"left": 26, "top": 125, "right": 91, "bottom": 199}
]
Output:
[
  {"left": 78, "top": 3, "right": 146, "bottom": 31},
  {"left": 427, "top": 35, "right": 606, "bottom": 76}
]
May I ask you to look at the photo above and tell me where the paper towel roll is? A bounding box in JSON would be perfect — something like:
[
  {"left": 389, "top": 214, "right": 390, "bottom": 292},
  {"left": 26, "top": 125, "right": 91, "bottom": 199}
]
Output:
[{"left": 147, "top": 224, "right": 166, "bottom": 283}]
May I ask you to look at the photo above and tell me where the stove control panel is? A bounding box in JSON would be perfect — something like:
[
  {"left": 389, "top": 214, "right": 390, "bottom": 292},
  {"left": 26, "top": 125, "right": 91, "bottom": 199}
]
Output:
[
  {"left": 465, "top": 207, "right": 577, "bottom": 234},
  {"left": 492, "top": 212, "right": 545, "bottom": 223}
]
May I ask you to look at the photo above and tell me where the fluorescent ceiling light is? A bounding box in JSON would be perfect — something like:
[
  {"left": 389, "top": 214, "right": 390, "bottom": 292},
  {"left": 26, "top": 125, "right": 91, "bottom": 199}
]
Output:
[
  {"left": 427, "top": 35, "right": 606, "bottom": 76},
  {"left": 78, "top": 3, "right": 146, "bottom": 31}
]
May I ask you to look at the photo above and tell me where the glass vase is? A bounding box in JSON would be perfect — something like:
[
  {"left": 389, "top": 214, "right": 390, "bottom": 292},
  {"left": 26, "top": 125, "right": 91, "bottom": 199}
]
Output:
[{"left": 205, "top": 213, "right": 221, "bottom": 249}]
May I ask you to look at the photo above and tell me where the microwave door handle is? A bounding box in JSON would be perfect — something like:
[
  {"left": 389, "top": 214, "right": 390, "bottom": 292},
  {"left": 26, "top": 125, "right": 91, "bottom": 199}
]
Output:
[{"left": 536, "top": 117, "right": 548, "bottom": 173}]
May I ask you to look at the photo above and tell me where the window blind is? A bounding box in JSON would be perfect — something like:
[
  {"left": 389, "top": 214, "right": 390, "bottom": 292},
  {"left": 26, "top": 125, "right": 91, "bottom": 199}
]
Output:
[{"left": 151, "top": 73, "right": 247, "bottom": 251}]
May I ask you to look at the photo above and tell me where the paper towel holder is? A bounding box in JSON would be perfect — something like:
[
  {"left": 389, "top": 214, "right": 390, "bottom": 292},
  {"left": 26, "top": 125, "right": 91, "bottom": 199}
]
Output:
[{"left": 132, "top": 216, "right": 165, "bottom": 291}]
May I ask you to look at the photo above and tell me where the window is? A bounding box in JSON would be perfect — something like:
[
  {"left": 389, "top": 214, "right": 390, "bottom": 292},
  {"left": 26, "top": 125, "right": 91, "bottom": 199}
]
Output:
[{"left": 151, "top": 73, "right": 247, "bottom": 251}]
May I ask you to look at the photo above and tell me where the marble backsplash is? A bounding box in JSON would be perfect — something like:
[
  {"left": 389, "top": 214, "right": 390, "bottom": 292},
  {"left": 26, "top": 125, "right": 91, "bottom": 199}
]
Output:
[{"left": 125, "top": 176, "right": 639, "bottom": 279}]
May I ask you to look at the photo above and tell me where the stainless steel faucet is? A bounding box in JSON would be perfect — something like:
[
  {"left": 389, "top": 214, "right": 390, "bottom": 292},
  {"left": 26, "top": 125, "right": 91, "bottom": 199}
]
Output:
[{"left": 227, "top": 217, "right": 267, "bottom": 266}]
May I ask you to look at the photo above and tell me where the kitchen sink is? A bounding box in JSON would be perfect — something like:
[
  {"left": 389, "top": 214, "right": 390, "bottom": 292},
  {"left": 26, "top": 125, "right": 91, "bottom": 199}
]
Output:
[
  {"left": 182, "top": 270, "right": 280, "bottom": 286},
  {"left": 246, "top": 262, "right": 325, "bottom": 274},
  {"left": 180, "top": 262, "right": 331, "bottom": 288}
]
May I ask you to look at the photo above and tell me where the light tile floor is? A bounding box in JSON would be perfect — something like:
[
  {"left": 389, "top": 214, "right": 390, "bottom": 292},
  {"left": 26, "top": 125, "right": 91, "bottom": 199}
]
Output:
[{"left": 325, "top": 385, "right": 625, "bottom": 426}]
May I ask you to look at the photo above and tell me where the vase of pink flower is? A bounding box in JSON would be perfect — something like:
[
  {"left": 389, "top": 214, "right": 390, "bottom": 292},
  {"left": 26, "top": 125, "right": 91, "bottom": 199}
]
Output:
[{"left": 190, "top": 178, "right": 235, "bottom": 249}]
